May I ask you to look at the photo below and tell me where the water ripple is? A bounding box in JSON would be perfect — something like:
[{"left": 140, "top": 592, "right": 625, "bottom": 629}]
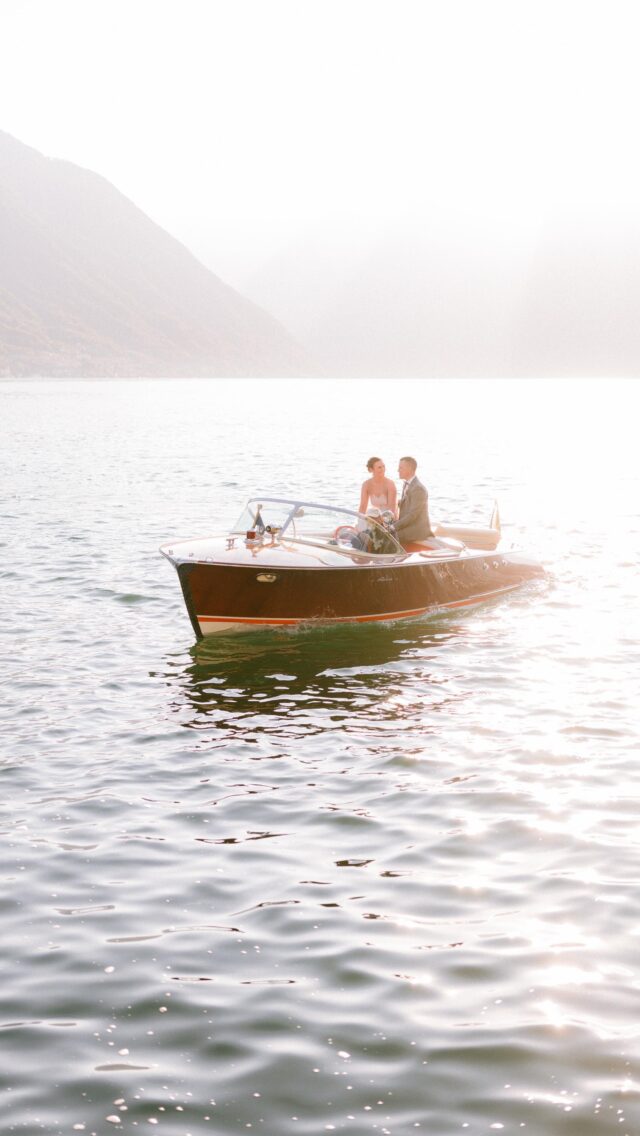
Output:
[{"left": 1, "top": 378, "right": 639, "bottom": 1135}]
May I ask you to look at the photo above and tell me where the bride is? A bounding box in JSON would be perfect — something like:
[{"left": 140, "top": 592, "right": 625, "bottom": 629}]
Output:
[{"left": 358, "top": 456, "right": 398, "bottom": 517}]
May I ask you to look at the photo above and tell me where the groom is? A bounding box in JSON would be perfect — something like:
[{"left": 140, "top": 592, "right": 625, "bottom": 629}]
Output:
[{"left": 395, "top": 456, "right": 434, "bottom": 544}]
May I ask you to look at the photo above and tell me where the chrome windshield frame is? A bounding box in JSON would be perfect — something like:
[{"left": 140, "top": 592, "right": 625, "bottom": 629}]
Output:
[
  {"left": 235, "top": 496, "right": 375, "bottom": 533},
  {"left": 232, "top": 496, "right": 405, "bottom": 557}
]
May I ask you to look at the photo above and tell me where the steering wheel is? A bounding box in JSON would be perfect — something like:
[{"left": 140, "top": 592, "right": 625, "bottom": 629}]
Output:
[{"left": 333, "top": 524, "right": 359, "bottom": 543}]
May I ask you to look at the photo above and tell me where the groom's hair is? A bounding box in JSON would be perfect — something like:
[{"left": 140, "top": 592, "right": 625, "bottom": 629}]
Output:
[{"left": 400, "top": 456, "right": 417, "bottom": 473}]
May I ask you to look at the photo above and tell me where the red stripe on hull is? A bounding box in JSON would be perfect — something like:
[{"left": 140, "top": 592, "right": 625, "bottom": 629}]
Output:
[{"left": 196, "top": 583, "right": 523, "bottom": 629}]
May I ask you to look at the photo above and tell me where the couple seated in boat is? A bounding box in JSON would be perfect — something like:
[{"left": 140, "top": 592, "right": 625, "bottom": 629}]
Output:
[{"left": 359, "top": 455, "right": 434, "bottom": 546}]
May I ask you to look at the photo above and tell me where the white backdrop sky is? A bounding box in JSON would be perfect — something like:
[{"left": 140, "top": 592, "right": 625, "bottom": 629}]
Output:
[{"left": 2, "top": 0, "right": 639, "bottom": 289}]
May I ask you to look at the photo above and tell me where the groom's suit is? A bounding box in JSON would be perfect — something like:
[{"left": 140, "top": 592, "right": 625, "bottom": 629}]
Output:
[{"left": 395, "top": 476, "right": 433, "bottom": 543}]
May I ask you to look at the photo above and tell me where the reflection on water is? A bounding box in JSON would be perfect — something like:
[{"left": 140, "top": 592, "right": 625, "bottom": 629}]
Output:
[{"left": 177, "top": 619, "right": 462, "bottom": 720}]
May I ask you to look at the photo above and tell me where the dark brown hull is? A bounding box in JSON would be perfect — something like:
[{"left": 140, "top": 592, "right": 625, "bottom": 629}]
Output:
[{"left": 177, "top": 553, "right": 542, "bottom": 638}]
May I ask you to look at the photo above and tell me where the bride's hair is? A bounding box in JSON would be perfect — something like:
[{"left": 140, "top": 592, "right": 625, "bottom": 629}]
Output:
[{"left": 366, "top": 456, "right": 383, "bottom": 472}]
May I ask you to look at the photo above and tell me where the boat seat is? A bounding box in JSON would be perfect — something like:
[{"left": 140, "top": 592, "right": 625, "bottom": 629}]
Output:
[
  {"left": 402, "top": 536, "right": 463, "bottom": 555},
  {"left": 433, "top": 523, "right": 500, "bottom": 550}
]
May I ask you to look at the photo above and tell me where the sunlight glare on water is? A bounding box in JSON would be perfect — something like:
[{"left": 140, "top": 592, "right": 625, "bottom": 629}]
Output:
[{"left": 0, "top": 377, "right": 639, "bottom": 1136}]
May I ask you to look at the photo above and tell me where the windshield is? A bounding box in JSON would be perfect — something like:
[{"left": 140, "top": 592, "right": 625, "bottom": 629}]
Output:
[{"left": 230, "top": 498, "right": 404, "bottom": 557}]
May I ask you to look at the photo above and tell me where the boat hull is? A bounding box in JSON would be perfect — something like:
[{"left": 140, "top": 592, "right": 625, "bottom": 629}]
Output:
[{"left": 175, "top": 552, "right": 543, "bottom": 638}]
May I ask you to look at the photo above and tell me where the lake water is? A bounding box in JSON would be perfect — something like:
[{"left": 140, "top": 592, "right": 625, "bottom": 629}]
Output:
[{"left": 1, "top": 377, "right": 639, "bottom": 1135}]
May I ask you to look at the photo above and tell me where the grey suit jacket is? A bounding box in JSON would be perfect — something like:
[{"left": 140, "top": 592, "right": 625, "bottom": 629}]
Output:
[{"left": 395, "top": 476, "right": 433, "bottom": 543}]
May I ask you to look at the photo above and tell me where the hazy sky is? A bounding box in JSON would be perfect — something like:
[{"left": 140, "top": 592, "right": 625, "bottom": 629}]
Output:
[{"left": 2, "top": 0, "right": 639, "bottom": 290}]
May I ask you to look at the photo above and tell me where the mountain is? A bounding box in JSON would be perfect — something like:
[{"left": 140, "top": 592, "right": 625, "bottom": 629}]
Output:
[{"left": 0, "top": 130, "right": 311, "bottom": 378}]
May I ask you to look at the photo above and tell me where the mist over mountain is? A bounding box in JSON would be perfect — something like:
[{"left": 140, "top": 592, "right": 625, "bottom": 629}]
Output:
[
  {"left": 511, "top": 217, "right": 640, "bottom": 377},
  {"left": 0, "top": 130, "right": 310, "bottom": 378},
  {"left": 241, "top": 217, "right": 640, "bottom": 378},
  {"left": 3, "top": 127, "right": 640, "bottom": 381}
]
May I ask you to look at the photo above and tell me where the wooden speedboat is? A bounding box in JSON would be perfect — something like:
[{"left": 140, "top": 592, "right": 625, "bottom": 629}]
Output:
[{"left": 160, "top": 497, "right": 544, "bottom": 638}]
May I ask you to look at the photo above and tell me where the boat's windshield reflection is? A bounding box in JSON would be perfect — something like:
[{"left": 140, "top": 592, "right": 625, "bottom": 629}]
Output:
[{"left": 230, "top": 496, "right": 404, "bottom": 556}]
